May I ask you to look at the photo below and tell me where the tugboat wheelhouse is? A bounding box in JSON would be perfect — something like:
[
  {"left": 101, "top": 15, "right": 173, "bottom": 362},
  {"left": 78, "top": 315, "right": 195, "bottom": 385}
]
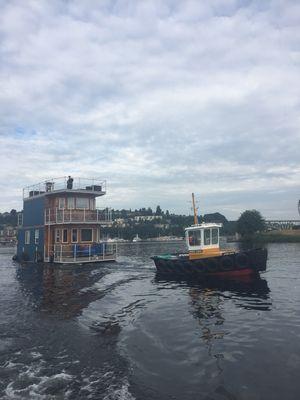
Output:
[{"left": 16, "top": 177, "right": 116, "bottom": 264}]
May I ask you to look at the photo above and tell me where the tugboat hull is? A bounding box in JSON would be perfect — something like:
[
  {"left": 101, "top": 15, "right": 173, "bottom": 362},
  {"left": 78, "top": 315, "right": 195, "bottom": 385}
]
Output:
[{"left": 152, "top": 248, "right": 267, "bottom": 278}]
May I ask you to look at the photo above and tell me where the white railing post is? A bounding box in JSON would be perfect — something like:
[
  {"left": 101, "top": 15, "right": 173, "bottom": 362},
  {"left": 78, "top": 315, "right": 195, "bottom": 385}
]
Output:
[
  {"left": 84, "top": 208, "right": 86, "bottom": 222},
  {"left": 63, "top": 209, "right": 65, "bottom": 223},
  {"left": 70, "top": 209, "right": 72, "bottom": 222},
  {"left": 55, "top": 208, "right": 58, "bottom": 223},
  {"left": 48, "top": 208, "right": 51, "bottom": 224},
  {"left": 97, "top": 209, "right": 99, "bottom": 222}
]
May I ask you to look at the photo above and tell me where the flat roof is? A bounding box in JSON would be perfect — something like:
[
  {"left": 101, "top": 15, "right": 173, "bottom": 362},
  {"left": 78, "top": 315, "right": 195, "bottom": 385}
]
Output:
[
  {"left": 23, "top": 177, "right": 107, "bottom": 199},
  {"left": 185, "top": 223, "right": 222, "bottom": 231}
]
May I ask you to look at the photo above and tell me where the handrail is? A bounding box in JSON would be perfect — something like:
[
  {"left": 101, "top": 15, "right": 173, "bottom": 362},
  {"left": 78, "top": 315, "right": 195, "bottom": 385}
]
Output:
[
  {"left": 44, "top": 207, "right": 112, "bottom": 224},
  {"left": 23, "top": 177, "right": 107, "bottom": 199},
  {"left": 45, "top": 242, "right": 117, "bottom": 263}
]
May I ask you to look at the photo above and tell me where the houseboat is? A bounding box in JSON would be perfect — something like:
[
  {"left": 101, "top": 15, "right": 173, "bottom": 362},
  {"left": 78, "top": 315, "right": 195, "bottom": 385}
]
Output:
[
  {"left": 15, "top": 176, "right": 117, "bottom": 264},
  {"left": 151, "top": 194, "right": 267, "bottom": 278}
]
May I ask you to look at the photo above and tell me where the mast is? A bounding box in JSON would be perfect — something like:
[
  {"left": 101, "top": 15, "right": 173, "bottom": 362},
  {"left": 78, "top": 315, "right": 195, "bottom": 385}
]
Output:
[{"left": 192, "top": 193, "right": 199, "bottom": 225}]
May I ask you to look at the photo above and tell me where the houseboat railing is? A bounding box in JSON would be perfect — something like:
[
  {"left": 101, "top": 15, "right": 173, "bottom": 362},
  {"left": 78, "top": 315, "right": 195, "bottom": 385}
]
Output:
[
  {"left": 23, "top": 177, "right": 106, "bottom": 199},
  {"left": 44, "top": 242, "right": 117, "bottom": 263},
  {"left": 44, "top": 208, "right": 112, "bottom": 225}
]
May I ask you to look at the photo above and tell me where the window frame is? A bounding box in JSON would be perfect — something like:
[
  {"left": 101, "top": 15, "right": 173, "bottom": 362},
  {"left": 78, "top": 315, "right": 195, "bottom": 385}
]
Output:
[
  {"left": 89, "top": 198, "right": 95, "bottom": 210},
  {"left": 71, "top": 228, "right": 78, "bottom": 243},
  {"left": 67, "top": 197, "right": 75, "bottom": 209},
  {"left": 25, "top": 230, "right": 30, "bottom": 244},
  {"left": 55, "top": 229, "right": 61, "bottom": 243},
  {"left": 81, "top": 228, "right": 93, "bottom": 242},
  {"left": 211, "top": 228, "right": 219, "bottom": 245},
  {"left": 34, "top": 229, "right": 39, "bottom": 244},
  {"left": 204, "top": 229, "right": 211, "bottom": 245},
  {"left": 188, "top": 229, "right": 201, "bottom": 247},
  {"left": 76, "top": 197, "right": 89, "bottom": 209},
  {"left": 62, "top": 228, "right": 68, "bottom": 243},
  {"left": 58, "top": 197, "right": 66, "bottom": 209}
]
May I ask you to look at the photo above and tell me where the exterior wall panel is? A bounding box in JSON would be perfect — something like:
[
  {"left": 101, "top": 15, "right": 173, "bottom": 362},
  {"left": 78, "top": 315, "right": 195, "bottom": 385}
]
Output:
[{"left": 23, "top": 197, "right": 45, "bottom": 227}]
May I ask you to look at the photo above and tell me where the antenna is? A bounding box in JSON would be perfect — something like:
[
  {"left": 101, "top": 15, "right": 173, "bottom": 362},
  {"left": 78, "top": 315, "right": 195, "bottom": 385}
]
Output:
[{"left": 192, "top": 193, "right": 199, "bottom": 225}]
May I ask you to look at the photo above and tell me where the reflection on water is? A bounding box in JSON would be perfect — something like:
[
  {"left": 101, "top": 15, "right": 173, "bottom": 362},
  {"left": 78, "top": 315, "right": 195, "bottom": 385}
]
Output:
[
  {"left": 1, "top": 243, "right": 300, "bottom": 400},
  {"left": 16, "top": 264, "right": 108, "bottom": 318}
]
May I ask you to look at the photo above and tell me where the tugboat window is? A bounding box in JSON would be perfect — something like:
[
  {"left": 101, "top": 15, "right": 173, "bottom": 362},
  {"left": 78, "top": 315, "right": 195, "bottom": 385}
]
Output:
[
  {"left": 188, "top": 230, "right": 201, "bottom": 246},
  {"left": 81, "top": 228, "right": 93, "bottom": 242},
  {"left": 212, "top": 228, "right": 218, "bottom": 245},
  {"left": 204, "top": 229, "right": 211, "bottom": 245}
]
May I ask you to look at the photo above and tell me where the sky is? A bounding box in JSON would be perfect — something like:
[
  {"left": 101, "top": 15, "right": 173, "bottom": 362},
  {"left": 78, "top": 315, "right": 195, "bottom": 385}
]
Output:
[{"left": 0, "top": 0, "right": 299, "bottom": 219}]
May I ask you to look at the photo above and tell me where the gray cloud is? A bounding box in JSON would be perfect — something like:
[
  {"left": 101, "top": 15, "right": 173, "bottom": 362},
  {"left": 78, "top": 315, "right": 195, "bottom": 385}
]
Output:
[{"left": 0, "top": 0, "right": 299, "bottom": 218}]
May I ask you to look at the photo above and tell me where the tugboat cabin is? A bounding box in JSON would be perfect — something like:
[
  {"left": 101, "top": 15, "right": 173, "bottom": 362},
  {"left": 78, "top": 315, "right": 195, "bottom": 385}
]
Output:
[
  {"left": 185, "top": 223, "right": 222, "bottom": 260},
  {"left": 16, "top": 177, "right": 116, "bottom": 264}
]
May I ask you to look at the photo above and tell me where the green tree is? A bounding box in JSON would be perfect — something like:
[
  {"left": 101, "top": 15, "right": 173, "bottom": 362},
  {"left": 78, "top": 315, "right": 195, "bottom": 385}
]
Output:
[
  {"left": 237, "top": 210, "right": 265, "bottom": 236},
  {"left": 155, "top": 205, "right": 162, "bottom": 215}
]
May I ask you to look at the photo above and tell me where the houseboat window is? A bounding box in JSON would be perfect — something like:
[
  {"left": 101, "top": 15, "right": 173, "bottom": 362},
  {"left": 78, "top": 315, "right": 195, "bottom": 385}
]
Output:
[
  {"left": 67, "top": 197, "right": 75, "bottom": 209},
  {"left": 34, "top": 229, "right": 39, "bottom": 244},
  {"left": 212, "top": 228, "right": 219, "bottom": 245},
  {"left": 55, "top": 229, "right": 61, "bottom": 243},
  {"left": 90, "top": 198, "right": 95, "bottom": 210},
  {"left": 81, "top": 228, "right": 93, "bottom": 242},
  {"left": 188, "top": 230, "right": 201, "bottom": 246},
  {"left": 25, "top": 230, "right": 30, "bottom": 244},
  {"left": 58, "top": 197, "right": 65, "bottom": 209},
  {"left": 72, "top": 228, "right": 78, "bottom": 243},
  {"left": 204, "top": 229, "right": 211, "bottom": 245},
  {"left": 62, "top": 229, "right": 68, "bottom": 243},
  {"left": 18, "top": 213, "right": 23, "bottom": 226},
  {"left": 76, "top": 197, "right": 89, "bottom": 209}
]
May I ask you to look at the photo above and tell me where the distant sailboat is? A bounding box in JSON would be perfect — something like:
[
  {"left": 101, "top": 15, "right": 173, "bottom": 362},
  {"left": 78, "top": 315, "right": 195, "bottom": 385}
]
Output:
[{"left": 132, "top": 234, "right": 142, "bottom": 242}]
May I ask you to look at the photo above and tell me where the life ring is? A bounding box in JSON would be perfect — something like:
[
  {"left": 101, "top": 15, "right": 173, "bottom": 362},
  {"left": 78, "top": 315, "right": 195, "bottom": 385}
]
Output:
[
  {"left": 236, "top": 253, "right": 249, "bottom": 269},
  {"left": 221, "top": 256, "right": 234, "bottom": 271}
]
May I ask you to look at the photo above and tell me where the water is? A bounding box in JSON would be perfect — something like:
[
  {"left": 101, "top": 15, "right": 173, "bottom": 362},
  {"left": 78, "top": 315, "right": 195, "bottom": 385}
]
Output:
[{"left": 0, "top": 242, "right": 300, "bottom": 400}]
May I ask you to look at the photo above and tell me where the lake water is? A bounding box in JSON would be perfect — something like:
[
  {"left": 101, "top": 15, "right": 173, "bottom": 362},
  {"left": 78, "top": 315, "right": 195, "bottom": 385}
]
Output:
[{"left": 0, "top": 242, "right": 300, "bottom": 400}]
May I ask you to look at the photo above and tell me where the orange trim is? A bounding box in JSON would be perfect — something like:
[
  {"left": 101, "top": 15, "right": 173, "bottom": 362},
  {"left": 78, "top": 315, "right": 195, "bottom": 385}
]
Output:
[{"left": 189, "top": 248, "right": 222, "bottom": 260}]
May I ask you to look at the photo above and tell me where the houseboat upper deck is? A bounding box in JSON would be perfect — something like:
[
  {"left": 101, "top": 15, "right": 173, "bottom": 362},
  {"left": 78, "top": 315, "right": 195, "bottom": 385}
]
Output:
[{"left": 23, "top": 177, "right": 106, "bottom": 199}]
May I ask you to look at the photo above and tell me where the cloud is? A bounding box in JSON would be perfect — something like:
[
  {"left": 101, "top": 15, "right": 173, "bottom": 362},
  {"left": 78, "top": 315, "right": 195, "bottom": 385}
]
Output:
[{"left": 0, "top": 0, "right": 299, "bottom": 218}]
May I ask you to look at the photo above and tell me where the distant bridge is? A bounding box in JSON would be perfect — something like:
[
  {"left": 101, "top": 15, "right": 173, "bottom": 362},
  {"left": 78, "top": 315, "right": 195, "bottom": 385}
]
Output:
[{"left": 265, "top": 220, "right": 300, "bottom": 230}]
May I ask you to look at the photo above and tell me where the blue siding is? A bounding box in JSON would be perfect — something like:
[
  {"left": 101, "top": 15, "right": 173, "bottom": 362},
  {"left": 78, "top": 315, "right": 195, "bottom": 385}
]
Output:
[
  {"left": 23, "top": 197, "right": 45, "bottom": 227},
  {"left": 17, "top": 195, "right": 45, "bottom": 262},
  {"left": 17, "top": 227, "right": 45, "bottom": 262}
]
